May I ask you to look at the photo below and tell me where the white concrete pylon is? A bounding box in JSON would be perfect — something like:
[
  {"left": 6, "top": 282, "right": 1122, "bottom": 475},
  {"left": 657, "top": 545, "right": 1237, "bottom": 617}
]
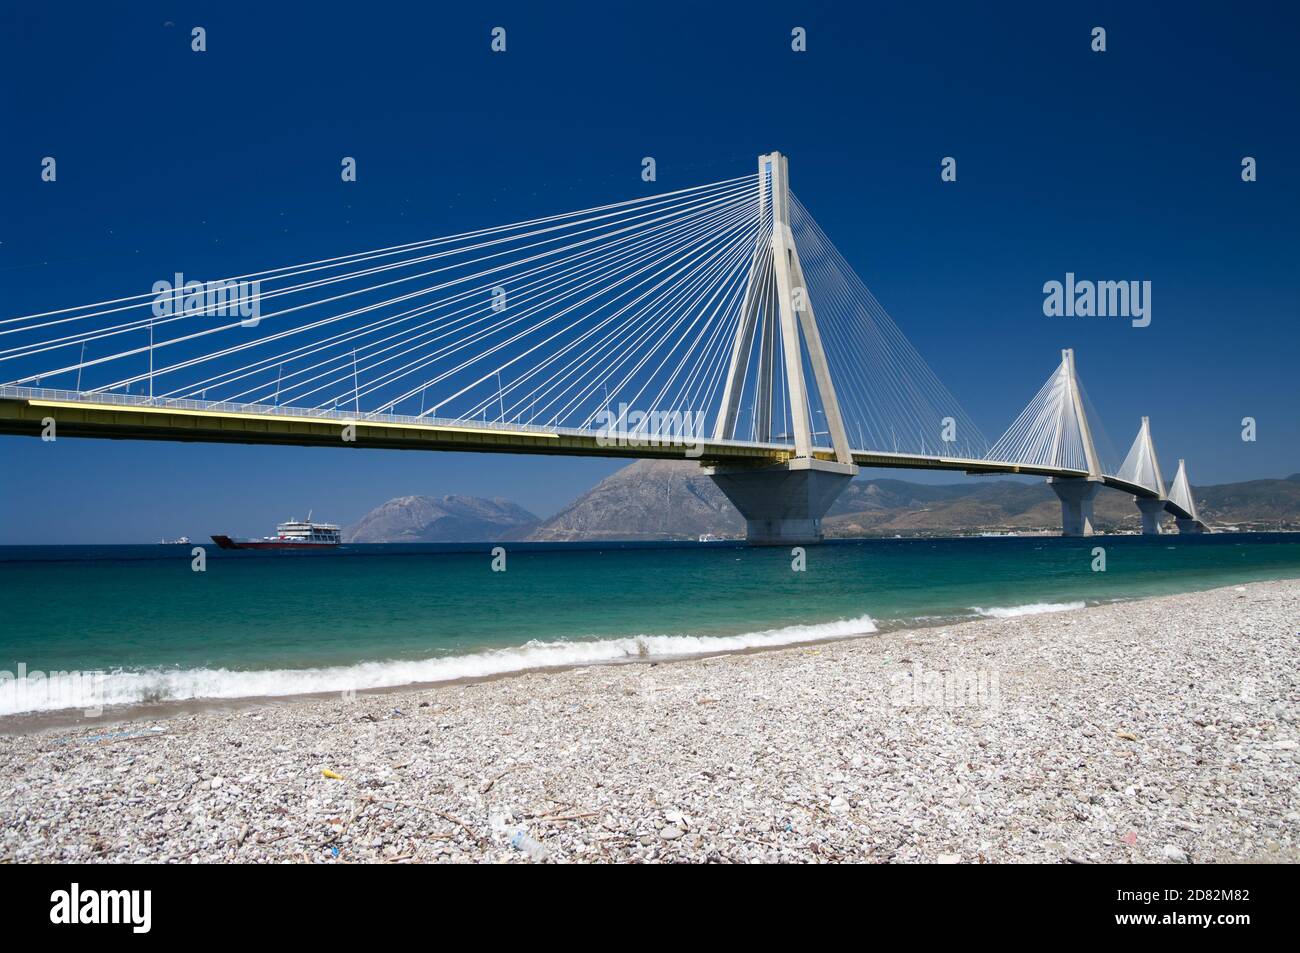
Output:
[
  {"left": 1118, "top": 415, "right": 1167, "bottom": 497},
  {"left": 714, "top": 152, "right": 854, "bottom": 466},
  {"left": 1141, "top": 416, "right": 1166, "bottom": 498},
  {"left": 1167, "top": 458, "right": 1199, "bottom": 521},
  {"left": 1062, "top": 348, "right": 1102, "bottom": 480}
]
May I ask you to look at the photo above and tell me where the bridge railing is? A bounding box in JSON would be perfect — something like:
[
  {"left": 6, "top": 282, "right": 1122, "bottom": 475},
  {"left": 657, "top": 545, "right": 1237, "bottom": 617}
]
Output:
[
  {"left": 0, "top": 384, "right": 1117, "bottom": 479},
  {"left": 0, "top": 385, "right": 794, "bottom": 452}
]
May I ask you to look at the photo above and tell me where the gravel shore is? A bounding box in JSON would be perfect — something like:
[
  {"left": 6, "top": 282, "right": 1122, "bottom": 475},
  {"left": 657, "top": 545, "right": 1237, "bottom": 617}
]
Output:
[{"left": 2, "top": 579, "right": 1296, "bottom": 863}]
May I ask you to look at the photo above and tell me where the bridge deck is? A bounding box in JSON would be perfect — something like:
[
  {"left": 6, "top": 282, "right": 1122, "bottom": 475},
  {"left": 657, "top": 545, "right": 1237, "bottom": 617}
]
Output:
[{"left": 0, "top": 387, "right": 1191, "bottom": 519}]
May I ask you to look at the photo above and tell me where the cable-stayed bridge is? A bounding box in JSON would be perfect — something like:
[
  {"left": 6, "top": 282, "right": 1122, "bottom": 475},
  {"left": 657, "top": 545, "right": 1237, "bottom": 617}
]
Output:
[{"left": 0, "top": 152, "right": 1206, "bottom": 543}]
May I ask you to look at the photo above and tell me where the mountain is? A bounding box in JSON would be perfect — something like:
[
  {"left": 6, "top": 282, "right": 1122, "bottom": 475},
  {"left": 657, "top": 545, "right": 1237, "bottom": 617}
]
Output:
[
  {"left": 344, "top": 495, "right": 539, "bottom": 543},
  {"left": 526, "top": 462, "right": 1300, "bottom": 539},
  {"left": 527, "top": 459, "right": 742, "bottom": 541},
  {"left": 348, "top": 469, "right": 1300, "bottom": 544},
  {"left": 1193, "top": 473, "right": 1300, "bottom": 529},
  {"left": 824, "top": 479, "right": 1141, "bottom": 535}
]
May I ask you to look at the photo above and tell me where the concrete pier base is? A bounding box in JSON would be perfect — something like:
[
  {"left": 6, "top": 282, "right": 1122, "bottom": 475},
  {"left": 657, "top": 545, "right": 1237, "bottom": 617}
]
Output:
[
  {"left": 708, "top": 458, "right": 857, "bottom": 545},
  {"left": 1175, "top": 518, "right": 1205, "bottom": 534},
  {"left": 1050, "top": 477, "right": 1101, "bottom": 537},
  {"left": 1135, "top": 497, "right": 1167, "bottom": 535}
]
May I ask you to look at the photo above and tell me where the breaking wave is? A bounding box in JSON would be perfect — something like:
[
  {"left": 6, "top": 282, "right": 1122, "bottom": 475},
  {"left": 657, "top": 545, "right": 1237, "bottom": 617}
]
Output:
[
  {"left": 0, "top": 615, "right": 878, "bottom": 716},
  {"left": 970, "top": 601, "right": 1086, "bottom": 618}
]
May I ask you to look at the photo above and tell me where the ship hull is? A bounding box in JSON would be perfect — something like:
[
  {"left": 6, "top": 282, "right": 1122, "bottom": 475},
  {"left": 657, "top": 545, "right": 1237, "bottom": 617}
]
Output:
[{"left": 210, "top": 535, "right": 340, "bottom": 550}]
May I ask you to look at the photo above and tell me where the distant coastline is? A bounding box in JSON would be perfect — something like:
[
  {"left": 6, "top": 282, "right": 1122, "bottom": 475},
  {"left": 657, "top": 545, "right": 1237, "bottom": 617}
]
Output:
[{"left": 25, "top": 467, "right": 1288, "bottom": 548}]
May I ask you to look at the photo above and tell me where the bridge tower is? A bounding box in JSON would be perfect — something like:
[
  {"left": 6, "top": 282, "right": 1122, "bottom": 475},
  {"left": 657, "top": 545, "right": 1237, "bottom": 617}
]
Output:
[
  {"left": 1127, "top": 416, "right": 1169, "bottom": 534},
  {"left": 1167, "top": 459, "right": 1206, "bottom": 533},
  {"left": 1048, "top": 348, "right": 1104, "bottom": 536},
  {"left": 708, "top": 152, "right": 858, "bottom": 545}
]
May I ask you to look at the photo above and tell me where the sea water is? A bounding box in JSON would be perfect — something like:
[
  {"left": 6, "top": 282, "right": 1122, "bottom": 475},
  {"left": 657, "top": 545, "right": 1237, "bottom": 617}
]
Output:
[{"left": 0, "top": 534, "right": 1296, "bottom": 715}]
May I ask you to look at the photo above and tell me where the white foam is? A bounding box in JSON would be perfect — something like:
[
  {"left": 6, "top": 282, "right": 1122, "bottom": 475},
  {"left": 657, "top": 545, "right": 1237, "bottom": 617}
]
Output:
[
  {"left": 969, "top": 601, "right": 1086, "bottom": 619},
  {"left": 0, "top": 615, "right": 877, "bottom": 716}
]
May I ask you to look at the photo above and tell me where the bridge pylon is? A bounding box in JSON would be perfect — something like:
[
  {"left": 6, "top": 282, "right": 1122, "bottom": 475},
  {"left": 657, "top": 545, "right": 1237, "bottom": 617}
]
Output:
[
  {"left": 1135, "top": 497, "right": 1169, "bottom": 535},
  {"left": 709, "top": 152, "right": 858, "bottom": 545},
  {"left": 1167, "top": 458, "right": 1208, "bottom": 533},
  {"left": 1048, "top": 348, "right": 1104, "bottom": 536},
  {"left": 1119, "top": 416, "right": 1169, "bottom": 534}
]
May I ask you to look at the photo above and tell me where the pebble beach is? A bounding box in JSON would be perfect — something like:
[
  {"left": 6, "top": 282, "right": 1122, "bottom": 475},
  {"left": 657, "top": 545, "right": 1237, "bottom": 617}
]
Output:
[{"left": 1, "top": 578, "right": 1296, "bottom": 864}]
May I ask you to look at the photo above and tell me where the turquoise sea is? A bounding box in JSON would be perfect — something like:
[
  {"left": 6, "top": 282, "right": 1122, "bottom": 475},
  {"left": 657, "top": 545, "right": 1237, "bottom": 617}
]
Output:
[{"left": 1, "top": 534, "right": 1297, "bottom": 716}]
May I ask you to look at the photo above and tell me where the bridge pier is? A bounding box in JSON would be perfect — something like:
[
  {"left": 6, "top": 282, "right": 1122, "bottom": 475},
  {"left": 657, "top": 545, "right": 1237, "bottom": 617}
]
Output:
[
  {"left": 1135, "top": 497, "right": 1167, "bottom": 535},
  {"left": 708, "top": 458, "right": 856, "bottom": 545},
  {"left": 1175, "top": 517, "right": 1205, "bottom": 534},
  {"left": 1050, "top": 477, "right": 1100, "bottom": 536}
]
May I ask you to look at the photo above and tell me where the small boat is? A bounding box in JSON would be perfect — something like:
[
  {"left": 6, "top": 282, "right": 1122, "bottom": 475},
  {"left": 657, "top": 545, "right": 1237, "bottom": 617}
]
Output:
[
  {"left": 698, "top": 533, "right": 725, "bottom": 543},
  {"left": 211, "top": 514, "right": 341, "bottom": 550},
  {"left": 159, "top": 536, "right": 191, "bottom": 545}
]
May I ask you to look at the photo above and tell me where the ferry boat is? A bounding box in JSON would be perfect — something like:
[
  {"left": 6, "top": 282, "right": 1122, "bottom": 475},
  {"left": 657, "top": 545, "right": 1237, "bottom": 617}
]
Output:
[{"left": 211, "top": 515, "right": 342, "bottom": 550}]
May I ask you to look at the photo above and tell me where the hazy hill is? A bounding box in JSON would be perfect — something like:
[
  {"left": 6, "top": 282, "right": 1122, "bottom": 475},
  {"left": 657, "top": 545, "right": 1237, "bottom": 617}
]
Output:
[
  {"left": 526, "top": 463, "right": 1300, "bottom": 539},
  {"left": 347, "top": 467, "right": 1299, "bottom": 543},
  {"left": 1194, "top": 473, "right": 1300, "bottom": 528},
  {"left": 344, "top": 495, "right": 538, "bottom": 543},
  {"left": 527, "top": 459, "right": 743, "bottom": 541}
]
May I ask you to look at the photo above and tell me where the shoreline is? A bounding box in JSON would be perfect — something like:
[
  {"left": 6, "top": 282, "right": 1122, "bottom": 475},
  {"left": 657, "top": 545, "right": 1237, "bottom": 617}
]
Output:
[
  {"left": 0, "top": 579, "right": 1283, "bottom": 737},
  {"left": 1, "top": 623, "right": 901, "bottom": 737},
  {"left": 1, "top": 578, "right": 1296, "bottom": 863}
]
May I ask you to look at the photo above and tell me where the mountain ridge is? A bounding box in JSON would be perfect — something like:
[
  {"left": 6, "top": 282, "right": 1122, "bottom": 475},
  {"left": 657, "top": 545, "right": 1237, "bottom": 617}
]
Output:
[
  {"left": 344, "top": 494, "right": 538, "bottom": 543},
  {"left": 345, "top": 464, "right": 1300, "bottom": 542},
  {"left": 526, "top": 461, "right": 1300, "bottom": 539}
]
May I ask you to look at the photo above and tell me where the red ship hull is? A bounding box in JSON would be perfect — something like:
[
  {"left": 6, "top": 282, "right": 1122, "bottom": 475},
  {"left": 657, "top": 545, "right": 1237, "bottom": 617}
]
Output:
[{"left": 210, "top": 535, "right": 340, "bottom": 550}]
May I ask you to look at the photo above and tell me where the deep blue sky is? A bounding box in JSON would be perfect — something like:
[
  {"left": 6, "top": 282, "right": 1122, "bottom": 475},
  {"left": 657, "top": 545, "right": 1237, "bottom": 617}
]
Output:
[{"left": 2, "top": 1, "right": 1297, "bottom": 542}]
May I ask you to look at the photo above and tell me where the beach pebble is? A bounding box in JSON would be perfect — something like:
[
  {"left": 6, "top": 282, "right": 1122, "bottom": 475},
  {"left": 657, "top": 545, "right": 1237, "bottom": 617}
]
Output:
[{"left": 0, "top": 580, "right": 1294, "bottom": 865}]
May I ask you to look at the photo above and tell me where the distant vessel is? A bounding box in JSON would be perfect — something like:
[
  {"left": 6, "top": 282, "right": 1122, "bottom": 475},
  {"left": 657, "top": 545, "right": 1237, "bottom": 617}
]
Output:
[
  {"left": 211, "top": 515, "right": 341, "bottom": 550},
  {"left": 698, "top": 533, "right": 725, "bottom": 543},
  {"left": 159, "top": 536, "right": 191, "bottom": 545}
]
